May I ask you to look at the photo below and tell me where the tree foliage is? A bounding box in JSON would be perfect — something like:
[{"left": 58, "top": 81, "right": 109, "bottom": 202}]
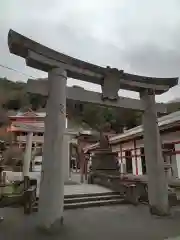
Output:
[
  {"left": 1, "top": 77, "right": 178, "bottom": 133},
  {"left": 67, "top": 101, "right": 142, "bottom": 133}
]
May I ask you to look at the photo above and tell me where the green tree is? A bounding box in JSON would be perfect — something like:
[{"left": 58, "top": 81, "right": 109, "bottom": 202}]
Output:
[
  {"left": 0, "top": 77, "right": 159, "bottom": 134},
  {"left": 28, "top": 93, "right": 47, "bottom": 110}
]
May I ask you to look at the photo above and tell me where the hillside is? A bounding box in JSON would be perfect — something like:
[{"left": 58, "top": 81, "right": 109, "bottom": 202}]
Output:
[{"left": 0, "top": 77, "right": 178, "bottom": 132}]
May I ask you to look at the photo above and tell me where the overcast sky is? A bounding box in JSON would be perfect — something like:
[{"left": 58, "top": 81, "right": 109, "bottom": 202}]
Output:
[{"left": 0, "top": 0, "right": 180, "bottom": 102}]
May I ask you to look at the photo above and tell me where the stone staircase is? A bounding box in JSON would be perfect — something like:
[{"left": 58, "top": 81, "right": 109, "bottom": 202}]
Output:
[
  {"left": 33, "top": 192, "right": 124, "bottom": 211},
  {"left": 64, "top": 191, "right": 124, "bottom": 209}
]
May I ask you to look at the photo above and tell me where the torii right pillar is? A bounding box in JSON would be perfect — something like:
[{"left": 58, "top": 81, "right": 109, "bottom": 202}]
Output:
[{"left": 140, "top": 89, "right": 169, "bottom": 216}]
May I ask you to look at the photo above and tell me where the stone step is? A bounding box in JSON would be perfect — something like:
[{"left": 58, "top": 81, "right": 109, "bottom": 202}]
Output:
[
  {"left": 35, "top": 191, "right": 121, "bottom": 202},
  {"left": 32, "top": 192, "right": 124, "bottom": 211},
  {"left": 64, "top": 194, "right": 122, "bottom": 204},
  {"left": 64, "top": 199, "right": 125, "bottom": 210},
  {"left": 64, "top": 191, "right": 120, "bottom": 199},
  {"left": 33, "top": 198, "right": 125, "bottom": 212}
]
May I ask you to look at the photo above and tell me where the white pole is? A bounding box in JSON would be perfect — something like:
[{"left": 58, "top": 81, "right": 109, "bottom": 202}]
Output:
[
  {"left": 37, "top": 68, "right": 67, "bottom": 233},
  {"left": 140, "top": 90, "right": 169, "bottom": 215},
  {"left": 23, "top": 132, "right": 33, "bottom": 177},
  {"left": 63, "top": 134, "right": 70, "bottom": 182}
]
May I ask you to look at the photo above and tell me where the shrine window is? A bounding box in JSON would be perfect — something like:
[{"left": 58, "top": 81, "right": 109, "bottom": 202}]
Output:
[
  {"left": 125, "top": 150, "right": 133, "bottom": 173},
  {"left": 140, "top": 147, "right": 146, "bottom": 174},
  {"left": 37, "top": 132, "right": 44, "bottom": 136},
  {"left": 21, "top": 132, "right": 27, "bottom": 136}
]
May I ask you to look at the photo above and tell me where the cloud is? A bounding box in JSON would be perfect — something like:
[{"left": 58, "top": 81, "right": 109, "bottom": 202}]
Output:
[{"left": 0, "top": 0, "right": 180, "bottom": 102}]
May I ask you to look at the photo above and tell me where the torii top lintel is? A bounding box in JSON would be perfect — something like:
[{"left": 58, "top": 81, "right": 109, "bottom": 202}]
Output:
[{"left": 8, "top": 29, "right": 178, "bottom": 95}]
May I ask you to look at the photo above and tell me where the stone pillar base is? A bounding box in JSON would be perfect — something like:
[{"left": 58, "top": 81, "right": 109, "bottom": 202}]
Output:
[
  {"left": 125, "top": 184, "right": 139, "bottom": 206},
  {"left": 149, "top": 205, "right": 170, "bottom": 216},
  {"left": 37, "top": 216, "right": 64, "bottom": 235}
]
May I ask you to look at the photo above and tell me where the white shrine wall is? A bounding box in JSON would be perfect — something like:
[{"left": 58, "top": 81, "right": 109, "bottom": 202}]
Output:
[{"left": 112, "top": 130, "right": 180, "bottom": 177}]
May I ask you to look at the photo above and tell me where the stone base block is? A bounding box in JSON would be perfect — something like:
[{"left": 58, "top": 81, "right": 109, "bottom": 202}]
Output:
[
  {"left": 149, "top": 206, "right": 170, "bottom": 217},
  {"left": 36, "top": 216, "right": 64, "bottom": 235}
]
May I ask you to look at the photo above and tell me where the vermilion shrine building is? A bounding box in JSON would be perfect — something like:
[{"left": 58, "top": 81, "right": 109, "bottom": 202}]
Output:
[{"left": 7, "top": 110, "right": 68, "bottom": 151}]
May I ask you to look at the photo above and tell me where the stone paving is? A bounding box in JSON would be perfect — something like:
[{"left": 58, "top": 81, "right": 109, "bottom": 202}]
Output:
[
  {"left": 1, "top": 205, "right": 180, "bottom": 239},
  {"left": 167, "top": 237, "right": 180, "bottom": 240},
  {"left": 3, "top": 171, "right": 180, "bottom": 239},
  {"left": 4, "top": 171, "right": 113, "bottom": 196},
  {"left": 64, "top": 184, "right": 113, "bottom": 196}
]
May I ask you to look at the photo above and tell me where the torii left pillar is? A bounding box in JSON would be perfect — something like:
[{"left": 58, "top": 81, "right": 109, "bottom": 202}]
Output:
[{"left": 37, "top": 68, "right": 67, "bottom": 233}]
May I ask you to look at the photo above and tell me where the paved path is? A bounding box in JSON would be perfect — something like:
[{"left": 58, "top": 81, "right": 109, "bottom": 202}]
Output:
[
  {"left": 167, "top": 237, "right": 180, "bottom": 239},
  {"left": 1, "top": 205, "right": 180, "bottom": 239},
  {"left": 4, "top": 171, "right": 112, "bottom": 197},
  {"left": 2, "top": 171, "right": 180, "bottom": 239},
  {"left": 64, "top": 184, "right": 112, "bottom": 196}
]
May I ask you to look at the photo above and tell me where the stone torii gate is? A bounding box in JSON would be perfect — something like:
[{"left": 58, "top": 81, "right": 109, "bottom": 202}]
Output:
[{"left": 8, "top": 29, "right": 178, "bottom": 231}]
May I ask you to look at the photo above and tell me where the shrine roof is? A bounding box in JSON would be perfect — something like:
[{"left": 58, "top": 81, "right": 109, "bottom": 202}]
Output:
[
  {"left": 8, "top": 110, "right": 46, "bottom": 118},
  {"left": 84, "top": 110, "right": 180, "bottom": 152},
  {"left": 9, "top": 121, "right": 78, "bottom": 136},
  {"left": 9, "top": 121, "right": 88, "bottom": 137}
]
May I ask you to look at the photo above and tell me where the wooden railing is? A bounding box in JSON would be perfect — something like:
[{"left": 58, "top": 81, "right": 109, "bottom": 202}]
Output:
[
  {"left": 89, "top": 172, "right": 180, "bottom": 206},
  {"left": 0, "top": 176, "right": 37, "bottom": 214}
]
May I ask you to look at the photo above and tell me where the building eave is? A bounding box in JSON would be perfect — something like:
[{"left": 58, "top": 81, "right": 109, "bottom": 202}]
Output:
[{"left": 84, "top": 110, "right": 180, "bottom": 152}]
